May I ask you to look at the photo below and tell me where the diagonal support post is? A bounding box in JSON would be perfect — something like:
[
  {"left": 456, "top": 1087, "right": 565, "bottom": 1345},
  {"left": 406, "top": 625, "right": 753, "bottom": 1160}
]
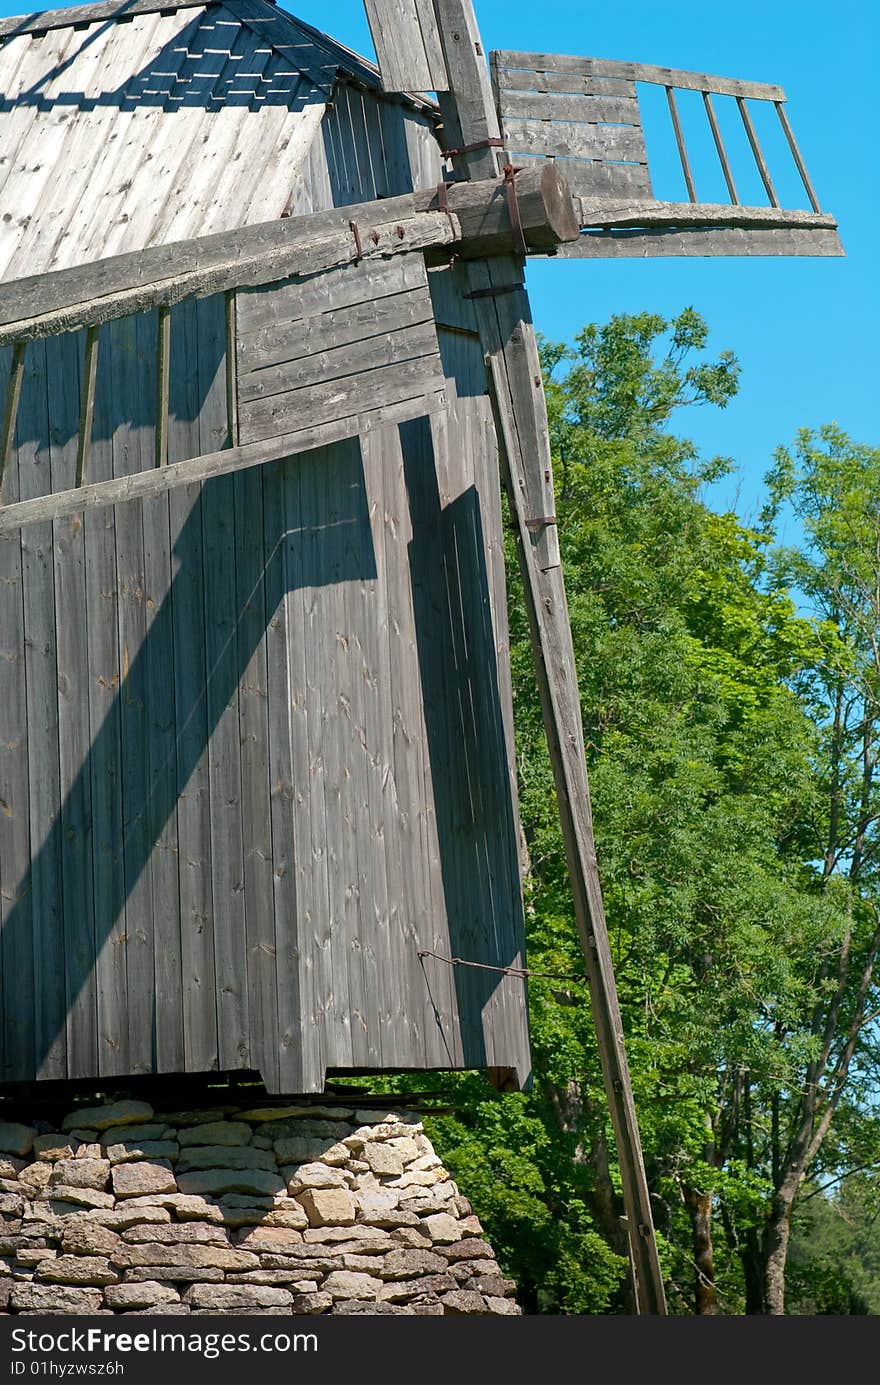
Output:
[{"left": 431, "top": 0, "right": 667, "bottom": 1314}]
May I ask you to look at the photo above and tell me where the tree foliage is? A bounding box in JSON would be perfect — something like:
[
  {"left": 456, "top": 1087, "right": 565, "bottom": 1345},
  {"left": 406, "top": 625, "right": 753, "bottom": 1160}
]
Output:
[{"left": 413, "top": 312, "right": 880, "bottom": 1314}]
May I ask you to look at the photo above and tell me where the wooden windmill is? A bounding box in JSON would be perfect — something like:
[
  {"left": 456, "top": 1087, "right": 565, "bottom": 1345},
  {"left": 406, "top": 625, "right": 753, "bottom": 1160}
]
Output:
[{"left": 0, "top": 0, "right": 839, "bottom": 1316}]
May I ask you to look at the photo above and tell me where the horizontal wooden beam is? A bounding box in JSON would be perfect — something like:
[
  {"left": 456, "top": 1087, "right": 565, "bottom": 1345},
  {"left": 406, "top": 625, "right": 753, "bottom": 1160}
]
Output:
[
  {"left": 0, "top": 0, "right": 208, "bottom": 39},
  {"left": 491, "top": 50, "right": 786, "bottom": 103},
  {"left": 0, "top": 388, "right": 447, "bottom": 533},
  {"left": 573, "top": 200, "right": 838, "bottom": 231},
  {"left": 558, "top": 225, "right": 844, "bottom": 258},
  {"left": 0, "top": 165, "right": 578, "bottom": 345}
]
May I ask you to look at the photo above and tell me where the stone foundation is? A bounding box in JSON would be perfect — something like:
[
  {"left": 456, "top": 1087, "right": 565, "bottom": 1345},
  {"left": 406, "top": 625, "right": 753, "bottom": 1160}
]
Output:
[{"left": 0, "top": 1098, "right": 519, "bottom": 1316}]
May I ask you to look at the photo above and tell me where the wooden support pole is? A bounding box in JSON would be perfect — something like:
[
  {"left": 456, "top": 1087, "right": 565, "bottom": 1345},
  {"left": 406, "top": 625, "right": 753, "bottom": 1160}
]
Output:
[
  {"left": 666, "top": 87, "right": 697, "bottom": 202},
  {"left": 0, "top": 340, "right": 26, "bottom": 502},
  {"left": 703, "top": 91, "right": 739, "bottom": 205},
  {"left": 737, "top": 97, "right": 780, "bottom": 207},
  {"left": 774, "top": 102, "right": 821, "bottom": 212},
  {"left": 429, "top": 0, "right": 667, "bottom": 1314},
  {"left": 225, "top": 291, "right": 239, "bottom": 447}
]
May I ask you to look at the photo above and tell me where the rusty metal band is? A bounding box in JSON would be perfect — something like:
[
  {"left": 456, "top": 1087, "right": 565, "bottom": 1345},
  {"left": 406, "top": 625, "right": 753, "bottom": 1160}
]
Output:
[
  {"left": 464, "top": 282, "right": 523, "bottom": 300},
  {"left": 503, "top": 163, "right": 528, "bottom": 258},
  {"left": 435, "top": 180, "right": 459, "bottom": 241},
  {"left": 349, "top": 219, "right": 363, "bottom": 261},
  {"left": 524, "top": 515, "right": 558, "bottom": 531}
]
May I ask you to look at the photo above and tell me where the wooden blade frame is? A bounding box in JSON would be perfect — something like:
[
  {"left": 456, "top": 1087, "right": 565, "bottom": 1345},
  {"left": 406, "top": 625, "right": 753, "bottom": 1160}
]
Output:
[{"left": 430, "top": 0, "right": 668, "bottom": 1315}]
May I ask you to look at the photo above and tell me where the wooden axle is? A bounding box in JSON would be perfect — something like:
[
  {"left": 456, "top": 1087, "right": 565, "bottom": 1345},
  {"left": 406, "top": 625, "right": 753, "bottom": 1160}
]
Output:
[{"left": 0, "top": 166, "right": 579, "bottom": 348}]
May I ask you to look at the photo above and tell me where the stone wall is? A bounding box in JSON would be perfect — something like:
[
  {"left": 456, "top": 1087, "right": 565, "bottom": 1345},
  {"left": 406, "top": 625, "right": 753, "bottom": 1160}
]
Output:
[{"left": 0, "top": 1100, "right": 519, "bottom": 1316}]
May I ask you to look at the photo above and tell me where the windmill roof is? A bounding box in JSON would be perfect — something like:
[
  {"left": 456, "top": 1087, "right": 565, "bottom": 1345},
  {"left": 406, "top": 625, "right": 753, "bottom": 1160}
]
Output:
[{"left": 0, "top": 0, "right": 429, "bottom": 282}]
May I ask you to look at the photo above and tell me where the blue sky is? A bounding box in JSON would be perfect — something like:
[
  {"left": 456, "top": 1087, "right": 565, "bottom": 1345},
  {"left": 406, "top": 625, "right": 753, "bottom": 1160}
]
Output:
[{"left": 1, "top": 0, "right": 876, "bottom": 520}]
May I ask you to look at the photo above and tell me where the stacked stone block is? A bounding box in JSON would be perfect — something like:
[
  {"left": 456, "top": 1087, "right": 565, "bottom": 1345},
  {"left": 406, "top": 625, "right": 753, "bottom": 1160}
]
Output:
[{"left": 0, "top": 1102, "right": 519, "bottom": 1316}]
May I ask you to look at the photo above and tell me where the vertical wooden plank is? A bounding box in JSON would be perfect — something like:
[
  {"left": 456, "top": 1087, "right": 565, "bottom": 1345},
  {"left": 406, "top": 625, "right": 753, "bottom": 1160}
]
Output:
[
  {"left": 75, "top": 326, "right": 99, "bottom": 488},
  {"left": 0, "top": 342, "right": 26, "bottom": 503},
  {"left": 86, "top": 324, "right": 128, "bottom": 1079},
  {"left": 293, "top": 446, "right": 333, "bottom": 1088},
  {"left": 225, "top": 291, "right": 239, "bottom": 446},
  {"left": 109, "top": 313, "right": 156, "bottom": 1075},
  {"left": 235, "top": 458, "right": 279, "bottom": 1091},
  {"left": 263, "top": 455, "right": 303, "bottom": 1090},
  {"left": 703, "top": 91, "right": 739, "bottom": 205},
  {"left": 737, "top": 96, "right": 779, "bottom": 207},
  {"left": 666, "top": 86, "right": 697, "bottom": 202},
  {"left": 0, "top": 344, "right": 35, "bottom": 1081},
  {"left": 197, "top": 293, "right": 249, "bottom": 1073},
  {"left": 167, "top": 298, "right": 218, "bottom": 1073},
  {"left": 48, "top": 328, "right": 98, "bottom": 1080},
  {"left": 137, "top": 306, "right": 184, "bottom": 1074},
  {"left": 18, "top": 337, "right": 67, "bottom": 1080}
]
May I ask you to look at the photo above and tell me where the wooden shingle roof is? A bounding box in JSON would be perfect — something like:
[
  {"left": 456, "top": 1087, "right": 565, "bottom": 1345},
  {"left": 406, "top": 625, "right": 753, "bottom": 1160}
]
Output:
[{"left": 0, "top": 0, "right": 415, "bottom": 281}]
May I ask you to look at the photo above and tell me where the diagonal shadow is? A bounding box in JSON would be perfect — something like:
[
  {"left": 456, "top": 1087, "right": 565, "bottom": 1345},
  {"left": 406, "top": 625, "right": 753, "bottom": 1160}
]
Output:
[
  {"left": 0, "top": 450, "right": 376, "bottom": 1085},
  {"left": 401, "top": 416, "right": 526, "bottom": 1073}
]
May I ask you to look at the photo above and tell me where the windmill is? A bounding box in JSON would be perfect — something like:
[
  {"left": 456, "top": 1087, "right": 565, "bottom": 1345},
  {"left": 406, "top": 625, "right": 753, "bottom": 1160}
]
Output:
[{"left": 0, "top": 0, "right": 840, "bottom": 1317}]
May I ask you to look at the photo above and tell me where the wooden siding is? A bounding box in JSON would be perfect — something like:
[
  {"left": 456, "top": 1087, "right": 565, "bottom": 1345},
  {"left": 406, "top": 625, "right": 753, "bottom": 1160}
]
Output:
[{"left": 0, "top": 261, "right": 529, "bottom": 1091}]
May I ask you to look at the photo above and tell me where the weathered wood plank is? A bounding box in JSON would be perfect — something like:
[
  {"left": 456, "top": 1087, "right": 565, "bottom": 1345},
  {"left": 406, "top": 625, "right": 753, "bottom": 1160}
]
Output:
[
  {"left": 494, "top": 65, "right": 637, "bottom": 99},
  {"left": 198, "top": 292, "right": 249, "bottom": 1074},
  {"left": 497, "top": 88, "right": 641, "bottom": 126},
  {"left": 775, "top": 101, "right": 821, "bottom": 214},
  {"left": 501, "top": 115, "right": 647, "bottom": 162},
  {"left": 108, "top": 314, "right": 155, "bottom": 1076},
  {"left": 236, "top": 252, "right": 428, "bottom": 338},
  {"left": 0, "top": 389, "right": 450, "bottom": 534},
  {"left": 239, "top": 319, "right": 439, "bottom": 406},
  {"left": 0, "top": 343, "right": 35, "bottom": 1080},
  {"left": 234, "top": 460, "right": 277, "bottom": 1090},
  {"left": 239, "top": 354, "right": 446, "bottom": 446},
  {"left": 0, "top": 0, "right": 207, "bottom": 40},
  {"left": 84, "top": 326, "right": 128, "bottom": 1079},
  {"left": 513, "top": 156, "right": 652, "bottom": 201},
  {"left": 364, "top": 0, "right": 448, "bottom": 92},
  {"left": 155, "top": 305, "right": 171, "bottom": 468},
  {"left": 491, "top": 50, "right": 786, "bottom": 102},
  {"left": 136, "top": 306, "right": 184, "bottom": 1074},
  {"left": 434, "top": 0, "right": 503, "bottom": 181},
  {"left": 263, "top": 453, "right": 302, "bottom": 1091},
  {"left": 17, "top": 339, "right": 66, "bottom": 1079},
  {"left": 572, "top": 201, "right": 837, "bottom": 230},
  {"left": 559, "top": 225, "right": 845, "bottom": 257},
  {"left": 167, "top": 299, "right": 217, "bottom": 1075},
  {"left": 237, "top": 286, "right": 435, "bottom": 375}
]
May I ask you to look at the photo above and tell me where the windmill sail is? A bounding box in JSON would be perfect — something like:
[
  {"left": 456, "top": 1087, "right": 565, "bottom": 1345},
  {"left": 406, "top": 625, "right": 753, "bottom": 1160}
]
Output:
[{"left": 491, "top": 51, "right": 842, "bottom": 257}]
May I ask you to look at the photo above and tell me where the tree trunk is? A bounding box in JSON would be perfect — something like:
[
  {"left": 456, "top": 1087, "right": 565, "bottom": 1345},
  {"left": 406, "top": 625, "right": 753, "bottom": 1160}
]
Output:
[
  {"left": 763, "top": 1174, "right": 800, "bottom": 1315},
  {"left": 684, "top": 1186, "right": 717, "bottom": 1314}
]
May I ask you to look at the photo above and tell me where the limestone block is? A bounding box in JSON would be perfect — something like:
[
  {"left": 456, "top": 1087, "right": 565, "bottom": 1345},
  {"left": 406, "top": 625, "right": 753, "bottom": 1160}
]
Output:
[
  {"left": 323, "top": 1270, "right": 384, "bottom": 1300},
  {"left": 112, "top": 1161, "right": 176, "bottom": 1199},
  {"left": 380, "top": 1248, "right": 447, "bottom": 1279},
  {"left": 104, "top": 1282, "right": 181, "bottom": 1310},
  {"left": 10, "top": 1283, "right": 103, "bottom": 1312},
  {"left": 422, "top": 1213, "right": 465, "bottom": 1244},
  {"left": 105, "top": 1142, "right": 179, "bottom": 1165},
  {"left": 50, "top": 1159, "right": 110, "bottom": 1191},
  {"left": 47, "top": 1186, "right": 114, "bottom": 1210},
  {"left": 183, "top": 1284, "right": 293, "bottom": 1309},
  {"left": 36, "top": 1255, "right": 117, "bottom": 1287},
  {"left": 177, "top": 1121, "right": 253, "bottom": 1148},
  {"left": 363, "top": 1144, "right": 404, "bottom": 1178},
  {"left": 176, "top": 1168, "right": 284, "bottom": 1199},
  {"left": 62, "top": 1102, "right": 154, "bottom": 1133},
  {"left": 33, "top": 1135, "right": 79, "bottom": 1163},
  {"left": 284, "top": 1163, "right": 348, "bottom": 1193},
  {"left": 440, "top": 1289, "right": 489, "bottom": 1314},
  {"left": 122, "top": 1223, "right": 229, "bottom": 1245},
  {"left": 176, "top": 1146, "right": 275, "bottom": 1174},
  {"left": 295, "top": 1188, "right": 356, "bottom": 1228},
  {"left": 60, "top": 1222, "right": 122, "bottom": 1257},
  {"left": 0, "top": 1124, "right": 35, "bottom": 1158}
]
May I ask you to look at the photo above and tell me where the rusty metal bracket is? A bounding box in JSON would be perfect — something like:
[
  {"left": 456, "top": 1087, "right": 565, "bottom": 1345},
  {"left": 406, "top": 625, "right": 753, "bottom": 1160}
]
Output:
[
  {"left": 503, "top": 163, "right": 529, "bottom": 257},
  {"left": 435, "top": 180, "right": 459, "bottom": 241},
  {"left": 349, "top": 219, "right": 363, "bottom": 261},
  {"left": 524, "top": 515, "right": 558, "bottom": 531},
  {"left": 442, "top": 135, "right": 505, "bottom": 158}
]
